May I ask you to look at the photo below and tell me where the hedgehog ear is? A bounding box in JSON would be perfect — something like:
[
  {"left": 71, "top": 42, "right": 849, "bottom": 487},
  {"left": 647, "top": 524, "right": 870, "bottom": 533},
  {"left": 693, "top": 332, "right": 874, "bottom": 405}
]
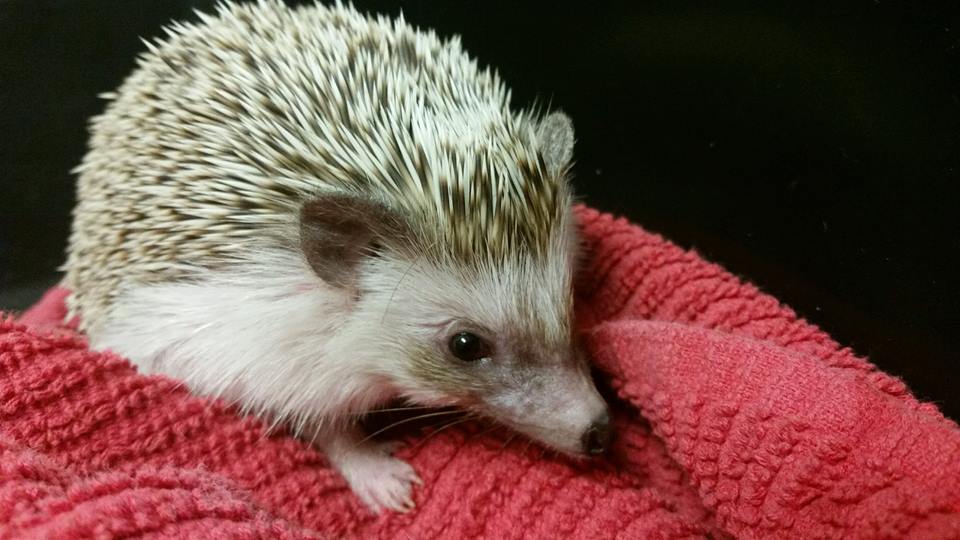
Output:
[
  {"left": 537, "top": 111, "right": 575, "bottom": 176},
  {"left": 299, "top": 194, "right": 408, "bottom": 291}
]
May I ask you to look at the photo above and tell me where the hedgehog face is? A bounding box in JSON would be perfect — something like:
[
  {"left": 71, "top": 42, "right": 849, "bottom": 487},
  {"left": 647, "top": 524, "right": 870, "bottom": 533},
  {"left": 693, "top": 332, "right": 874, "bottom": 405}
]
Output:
[
  {"left": 414, "top": 316, "right": 613, "bottom": 458},
  {"left": 298, "top": 112, "right": 610, "bottom": 455},
  {"left": 352, "top": 219, "right": 612, "bottom": 457}
]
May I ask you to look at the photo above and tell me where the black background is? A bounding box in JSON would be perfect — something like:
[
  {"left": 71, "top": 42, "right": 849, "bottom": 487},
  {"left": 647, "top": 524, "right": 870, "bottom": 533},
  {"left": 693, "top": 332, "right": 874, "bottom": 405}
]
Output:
[{"left": 1, "top": 1, "right": 957, "bottom": 419}]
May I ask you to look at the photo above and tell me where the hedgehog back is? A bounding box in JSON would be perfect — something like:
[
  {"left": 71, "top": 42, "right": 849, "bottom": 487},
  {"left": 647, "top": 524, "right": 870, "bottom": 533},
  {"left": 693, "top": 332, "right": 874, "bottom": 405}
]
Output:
[{"left": 64, "top": 0, "right": 567, "bottom": 333}]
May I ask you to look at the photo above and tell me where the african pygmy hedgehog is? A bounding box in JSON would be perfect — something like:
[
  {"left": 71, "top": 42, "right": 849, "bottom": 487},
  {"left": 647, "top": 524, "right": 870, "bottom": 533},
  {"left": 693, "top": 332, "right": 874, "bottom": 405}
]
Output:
[{"left": 63, "top": 0, "right": 611, "bottom": 512}]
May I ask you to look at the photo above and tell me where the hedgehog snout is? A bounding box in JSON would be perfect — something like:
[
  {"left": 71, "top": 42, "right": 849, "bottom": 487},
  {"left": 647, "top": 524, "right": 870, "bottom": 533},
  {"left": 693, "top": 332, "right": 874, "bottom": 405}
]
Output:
[
  {"left": 479, "top": 360, "right": 612, "bottom": 457},
  {"left": 581, "top": 410, "right": 613, "bottom": 455}
]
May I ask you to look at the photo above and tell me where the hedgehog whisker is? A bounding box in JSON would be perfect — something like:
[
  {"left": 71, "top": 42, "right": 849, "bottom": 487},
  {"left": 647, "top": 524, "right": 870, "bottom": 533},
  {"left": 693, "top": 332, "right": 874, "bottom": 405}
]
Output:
[
  {"left": 521, "top": 436, "right": 535, "bottom": 456},
  {"left": 352, "top": 404, "right": 439, "bottom": 416},
  {"left": 467, "top": 421, "right": 504, "bottom": 443},
  {"left": 500, "top": 432, "right": 518, "bottom": 451},
  {"left": 411, "top": 414, "right": 477, "bottom": 450},
  {"left": 356, "top": 409, "right": 465, "bottom": 447}
]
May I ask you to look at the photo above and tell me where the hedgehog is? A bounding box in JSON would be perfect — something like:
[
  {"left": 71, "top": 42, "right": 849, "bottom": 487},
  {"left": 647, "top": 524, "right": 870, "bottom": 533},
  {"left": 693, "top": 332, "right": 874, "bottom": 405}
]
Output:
[{"left": 63, "top": 0, "right": 612, "bottom": 513}]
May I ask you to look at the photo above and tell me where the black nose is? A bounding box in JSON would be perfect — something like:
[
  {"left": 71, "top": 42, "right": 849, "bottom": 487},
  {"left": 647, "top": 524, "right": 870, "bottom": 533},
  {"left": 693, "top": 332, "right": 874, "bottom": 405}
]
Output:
[{"left": 581, "top": 412, "right": 613, "bottom": 456}]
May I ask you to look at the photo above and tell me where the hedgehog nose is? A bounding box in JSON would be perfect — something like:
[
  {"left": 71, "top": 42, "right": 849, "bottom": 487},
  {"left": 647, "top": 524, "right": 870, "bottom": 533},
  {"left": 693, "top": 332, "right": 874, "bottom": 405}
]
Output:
[{"left": 581, "top": 412, "right": 613, "bottom": 456}]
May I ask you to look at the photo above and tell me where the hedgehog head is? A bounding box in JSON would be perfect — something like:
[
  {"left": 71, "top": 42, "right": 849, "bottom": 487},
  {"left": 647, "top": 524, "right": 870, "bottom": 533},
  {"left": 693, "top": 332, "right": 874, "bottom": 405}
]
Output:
[{"left": 300, "top": 112, "right": 611, "bottom": 456}]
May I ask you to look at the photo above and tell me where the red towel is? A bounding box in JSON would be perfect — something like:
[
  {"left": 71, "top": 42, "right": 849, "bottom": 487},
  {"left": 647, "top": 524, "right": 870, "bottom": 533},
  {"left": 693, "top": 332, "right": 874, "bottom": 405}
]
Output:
[{"left": 2, "top": 206, "right": 958, "bottom": 539}]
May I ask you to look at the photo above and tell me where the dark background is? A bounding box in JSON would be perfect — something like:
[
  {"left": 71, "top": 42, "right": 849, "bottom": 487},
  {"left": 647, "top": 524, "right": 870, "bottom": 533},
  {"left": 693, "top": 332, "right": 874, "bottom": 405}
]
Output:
[{"left": 1, "top": 1, "right": 957, "bottom": 419}]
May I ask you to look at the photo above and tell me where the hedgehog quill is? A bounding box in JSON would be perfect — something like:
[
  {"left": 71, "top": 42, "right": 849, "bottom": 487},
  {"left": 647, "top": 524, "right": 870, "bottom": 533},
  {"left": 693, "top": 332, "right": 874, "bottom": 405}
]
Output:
[{"left": 63, "top": 0, "right": 612, "bottom": 513}]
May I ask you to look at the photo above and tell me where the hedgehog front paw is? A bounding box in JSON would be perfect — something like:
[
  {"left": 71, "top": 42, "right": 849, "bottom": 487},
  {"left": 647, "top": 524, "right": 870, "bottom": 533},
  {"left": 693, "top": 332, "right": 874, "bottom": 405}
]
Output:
[
  {"left": 323, "top": 430, "right": 422, "bottom": 513},
  {"left": 339, "top": 442, "right": 421, "bottom": 513}
]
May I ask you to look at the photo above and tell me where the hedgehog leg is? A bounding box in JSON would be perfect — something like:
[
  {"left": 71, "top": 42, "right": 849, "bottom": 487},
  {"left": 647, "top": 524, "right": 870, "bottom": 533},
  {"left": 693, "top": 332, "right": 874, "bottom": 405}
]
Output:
[{"left": 322, "top": 425, "right": 422, "bottom": 513}]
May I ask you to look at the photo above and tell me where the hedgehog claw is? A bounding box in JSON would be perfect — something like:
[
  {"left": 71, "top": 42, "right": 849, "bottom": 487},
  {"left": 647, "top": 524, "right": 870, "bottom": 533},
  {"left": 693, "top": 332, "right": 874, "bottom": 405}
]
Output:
[{"left": 323, "top": 429, "right": 420, "bottom": 513}]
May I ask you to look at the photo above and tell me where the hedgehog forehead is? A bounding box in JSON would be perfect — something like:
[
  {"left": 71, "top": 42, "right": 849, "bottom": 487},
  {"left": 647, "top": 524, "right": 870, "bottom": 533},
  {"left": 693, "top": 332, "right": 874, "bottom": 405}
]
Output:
[
  {"left": 474, "top": 248, "right": 575, "bottom": 348},
  {"left": 411, "top": 132, "right": 564, "bottom": 263},
  {"left": 401, "top": 234, "right": 576, "bottom": 348},
  {"left": 342, "top": 93, "right": 565, "bottom": 264}
]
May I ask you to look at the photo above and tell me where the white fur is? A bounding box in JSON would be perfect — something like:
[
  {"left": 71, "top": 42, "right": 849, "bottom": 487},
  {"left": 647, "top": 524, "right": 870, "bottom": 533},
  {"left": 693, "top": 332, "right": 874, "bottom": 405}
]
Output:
[{"left": 94, "top": 248, "right": 397, "bottom": 436}]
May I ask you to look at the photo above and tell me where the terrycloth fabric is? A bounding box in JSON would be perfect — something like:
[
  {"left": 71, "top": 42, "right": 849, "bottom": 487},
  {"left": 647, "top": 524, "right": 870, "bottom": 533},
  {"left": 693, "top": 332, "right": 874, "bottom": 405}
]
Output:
[{"left": 2, "top": 206, "right": 958, "bottom": 539}]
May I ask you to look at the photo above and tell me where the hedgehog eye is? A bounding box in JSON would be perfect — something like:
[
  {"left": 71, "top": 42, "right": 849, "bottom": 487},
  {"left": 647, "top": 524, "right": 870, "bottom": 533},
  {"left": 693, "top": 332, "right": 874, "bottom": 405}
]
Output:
[{"left": 448, "top": 332, "right": 490, "bottom": 362}]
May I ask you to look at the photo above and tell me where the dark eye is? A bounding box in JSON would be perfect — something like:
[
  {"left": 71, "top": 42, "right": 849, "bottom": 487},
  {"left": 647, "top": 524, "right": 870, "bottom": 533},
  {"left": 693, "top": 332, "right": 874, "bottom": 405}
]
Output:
[{"left": 448, "top": 332, "right": 490, "bottom": 362}]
